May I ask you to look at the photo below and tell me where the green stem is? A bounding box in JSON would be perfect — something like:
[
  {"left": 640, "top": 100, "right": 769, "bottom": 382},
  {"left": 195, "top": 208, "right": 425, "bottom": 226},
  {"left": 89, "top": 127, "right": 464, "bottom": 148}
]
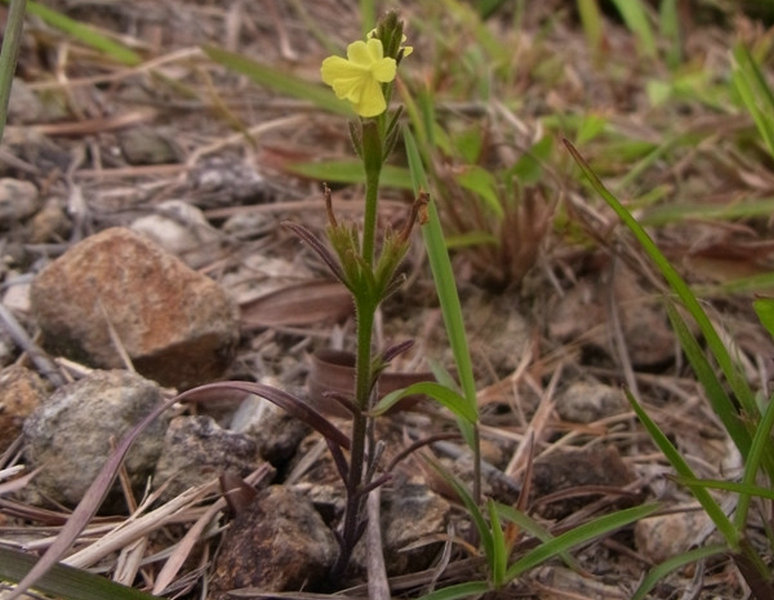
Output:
[
  {"left": 361, "top": 167, "right": 380, "bottom": 267},
  {"left": 0, "top": 0, "right": 27, "bottom": 144}
]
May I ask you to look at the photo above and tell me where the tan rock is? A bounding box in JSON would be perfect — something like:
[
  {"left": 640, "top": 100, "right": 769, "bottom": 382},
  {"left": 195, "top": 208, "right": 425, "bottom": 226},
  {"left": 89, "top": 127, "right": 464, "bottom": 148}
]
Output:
[
  {"left": 30, "top": 227, "right": 238, "bottom": 388},
  {"left": 0, "top": 365, "right": 48, "bottom": 453}
]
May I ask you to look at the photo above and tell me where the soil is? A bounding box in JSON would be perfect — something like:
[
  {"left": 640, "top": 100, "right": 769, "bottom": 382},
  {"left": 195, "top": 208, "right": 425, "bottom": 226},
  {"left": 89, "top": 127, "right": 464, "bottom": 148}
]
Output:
[{"left": 2, "top": 1, "right": 774, "bottom": 599}]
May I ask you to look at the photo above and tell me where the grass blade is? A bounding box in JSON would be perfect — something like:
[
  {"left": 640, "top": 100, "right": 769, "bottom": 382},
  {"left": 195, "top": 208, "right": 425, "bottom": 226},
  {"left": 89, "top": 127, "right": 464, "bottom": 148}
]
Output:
[
  {"left": 576, "top": 0, "right": 603, "bottom": 58},
  {"left": 495, "top": 503, "right": 581, "bottom": 571},
  {"left": 428, "top": 459, "right": 493, "bottom": 564},
  {"left": 608, "top": 0, "right": 657, "bottom": 58},
  {"left": 404, "top": 126, "right": 478, "bottom": 420},
  {"left": 203, "top": 44, "right": 352, "bottom": 116},
  {"left": 665, "top": 301, "right": 751, "bottom": 459},
  {"left": 624, "top": 389, "right": 739, "bottom": 548},
  {"left": 0, "top": 0, "right": 26, "bottom": 143},
  {"left": 630, "top": 544, "right": 727, "bottom": 600},
  {"left": 0, "top": 546, "right": 158, "bottom": 600},
  {"left": 416, "top": 581, "right": 490, "bottom": 600},
  {"left": 488, "top": 499, "right": 507, "bottom": 587},
  {"left": 563, "top": 140, "right": 759, "bottom": 446},
  {"left": 12, "top": 0, "right": 141, "bottom": 65},
  {"left": 734, "top": 392, "right": 774, "bottom": 529},
  {"left": 288, "top": 160, "right": 413, "bottom": 189},
  {"left": 505, "top": 503, "right": 660, "bottom": 580},
  {"left": 371, "top": 381, "right": 477, "bottom": 422},
  {"left": 732, "top": 43, "right": 774, "bottom": 159},
  {"left": 677, "top": 477, "right": 774, "bottom": 502}
]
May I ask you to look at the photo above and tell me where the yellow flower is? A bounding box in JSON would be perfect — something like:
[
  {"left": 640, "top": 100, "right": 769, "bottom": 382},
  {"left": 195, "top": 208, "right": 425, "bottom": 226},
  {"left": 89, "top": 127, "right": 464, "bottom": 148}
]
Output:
[{"left": 321, "top": 39, "right": 396, "bottom": 117}]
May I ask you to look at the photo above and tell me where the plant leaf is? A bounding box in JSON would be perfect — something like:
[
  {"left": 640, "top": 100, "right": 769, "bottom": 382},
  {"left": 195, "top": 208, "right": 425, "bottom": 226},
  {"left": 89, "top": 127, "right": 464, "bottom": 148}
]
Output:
[
  {"left": 11, "top": 0, "right": 141, "bottom": 65},
  {"left": 0, "top": 546, "right": 158, "bottom": 600},
  {"left": 505, "top": 503, "right": 660, "bottom": 580},
  {"left": 203, "top": 44, "right": 352, "bottom": 116},
  {"left": 371, "top": 381, "right": 477, "bottom": 422}
]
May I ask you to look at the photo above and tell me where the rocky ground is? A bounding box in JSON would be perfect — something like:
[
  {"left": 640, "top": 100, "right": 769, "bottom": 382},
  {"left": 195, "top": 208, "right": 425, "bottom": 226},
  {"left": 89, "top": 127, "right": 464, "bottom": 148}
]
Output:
[{"left": 1, "top": 1, "right": 774, "bottom": 599}]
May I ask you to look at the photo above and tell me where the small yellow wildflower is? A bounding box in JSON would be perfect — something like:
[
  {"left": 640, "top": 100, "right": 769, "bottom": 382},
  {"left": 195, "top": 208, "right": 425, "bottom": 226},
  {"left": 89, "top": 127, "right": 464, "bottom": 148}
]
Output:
[{"left": 321, "top": 38, "right": 396, "bottom": 117}]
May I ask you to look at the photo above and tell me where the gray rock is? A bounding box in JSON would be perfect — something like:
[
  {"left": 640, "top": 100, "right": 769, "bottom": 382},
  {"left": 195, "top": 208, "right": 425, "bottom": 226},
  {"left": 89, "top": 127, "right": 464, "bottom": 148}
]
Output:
[
  {"left": 119, "top": 127, "right": 179, "bottom": 165},
  {"left": 129, "top": 200, "right": 220, "bottom": 268},
  {"left": 22, "top": 370, "right": 168, "bottom": 507},
  {"left": 30, "top": 227, "right": 239, "bottom": 388},
  {"left": 230, "top": 393, "right": 310, "bottom": 466},
  {"left": 0, "top": 178, "right": 40, "bottom": 226},
  {"left": 211, "top": 485, "right": 337, "bottom": 596},
  {"left": 635, "top": 509, "right": 714, "bottom": 563},
  {"left": 369, "top": 481, "right": 449, "bottom": 576},
  {"left": 153, "top": 415, "right": 265, "bottom": 501},
  {"left": 555, "top": 381, "right": 627, "bottom": 423}
]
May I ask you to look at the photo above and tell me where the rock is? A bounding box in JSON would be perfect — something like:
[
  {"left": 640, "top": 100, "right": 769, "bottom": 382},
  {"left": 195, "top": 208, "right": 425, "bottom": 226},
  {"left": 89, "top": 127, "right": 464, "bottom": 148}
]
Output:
[
  {"left": 2, "top": 274, "right": 31, "bottom": 313},
  {"left": 0, "top": 366, "right": 48, "bottom": 453},
  {"left": 7, "top": 78, "right": 44, "bottom": 124},
  {"left": 635, "top": 508, "right": 714, "bottom": 563},
  {"left": 0, "top": 178, "right": 40, "bottom": 227},
  {"left": 461, "top": 289, "right": 531, "bottom": 379},
  {"left": 153, "top": 415, "right": 267, "bottom": 501},
  {"left": 549, "top": 266, "right": 674, "bottom": 367},
  {"left": 30, "top": 198, "right": 70, "bottom": 243},
  {"left": 531, "top": 446, "right": 635, "bottom": 519},
  {"left": 555, "top": 382, "right": 627, "bottom": 423},
  {"left": 211, "top": 485, "right": 337, "bottom": 596},
  {"left": 130, "top": 200, "right": 221, "bottom": 268},
  {"left": 30, "top": 227, "right": 239, "bottom": 388},
  {"left": 354, "top": 481, "right": 450, "bottom": 576},
  {"left": 230, "top": 393, "right": 310, "bottom": 466},
  {"left": 22, "top": 370, "right": 168, "bottom": 507},
  {"left": 7, "top": 78, "right": 67, "bottom": 124},
  {"left": 119, "top": 127, "right": 179, "bottom": 165}
]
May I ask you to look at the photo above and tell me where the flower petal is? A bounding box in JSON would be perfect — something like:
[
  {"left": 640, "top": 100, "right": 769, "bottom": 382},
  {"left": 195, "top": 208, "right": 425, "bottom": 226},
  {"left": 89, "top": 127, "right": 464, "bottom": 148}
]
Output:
[
  {"left": 371, "top": 57, "right": 396, "bottom": 82},
  {"left": 354, "top": 77, "right": 386, "bottom": 117},
  {"left": 365, "top": 38, "right": 385, "bottom": 62},
  {"left": 346, "top": 40, "right": 373, "bottom": 66},
  {"left": 321, "top": 56, "right": 361, "bottom": 86},
  {"left": 332, "top": 76, "right": 365, "bottom": 103}
]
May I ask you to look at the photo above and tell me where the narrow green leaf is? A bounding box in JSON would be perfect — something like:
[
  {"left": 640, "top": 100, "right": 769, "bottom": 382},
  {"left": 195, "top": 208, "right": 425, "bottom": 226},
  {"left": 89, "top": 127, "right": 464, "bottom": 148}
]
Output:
[
  {"left": 754, "top": 299, "right": 774, "bottom": 341},
  {"left": 609, "top": 0, "right": 657, "bottom": 58},
  {"left": 505, "top": 503, "right": 660, "bottom": 580},
  {"left": 576, "top": 0, "right": 603, "bottom": 57},
  {"left": 495, "top": 503, "right": 580, "bottom": 571},
  {"left": 624, "top": 389, "right": 739, "bottom": 548},
  {"left": 445, "top": 231, "right": 500, "bottom": 249},
  {"left": 371, "top": 381, "right": 477, "bottom": 423},
  {"left": 0, "top": 546, "right": 159, "bottom": 600},
  {"left": 564, "top": 140, "right": 760, "bottom": 449},
  {"left": 659, "top": 0, "right": 682, "bottom": 68},
  {"left": 404, "top": 126, "right": 479, "bottom": 424},
  {"left": 488, "top": 500, "right": 507, "bottom": 587},
  {"left": 732, "top": 44, "right": 774, "bottom": 159},
  {"left": 677, "top": 477, "right": 774, "bottom": 502},
  {"left": 665, "top": 301, "right": 751, "bottom": 459},
  {"left": 641, "top": 198, "right": 774, "bottom": 226},
  {"left": 735, "top": 393, "right": 774, "bottom": 529},
  {"left": 0, "top": 0, "right": 27, "bottom": 143},
  {"left": 416, "top": 581, "right": 490, "bottom": 600},
  {"left": 630, "top": 544, "right": 727, "bottom": 600},
  {"left": 455, "top": 165, "right": 504, "bottom": 218},
  {"left": 203, "top": 44, "right": 352, "bottom": 116},
  {"left": 288, "top": 160, "right": 413, "bottom": 189},
  {"left": 428, "top": 459, "right": 494, "bottom": 564},
  {"left": 14, "top": 0, "right": 141, "bottom": 65}
]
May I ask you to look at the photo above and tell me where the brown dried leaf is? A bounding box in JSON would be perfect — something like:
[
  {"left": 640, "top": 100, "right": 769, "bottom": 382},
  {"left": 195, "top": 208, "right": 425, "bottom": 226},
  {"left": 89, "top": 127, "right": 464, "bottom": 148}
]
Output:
[{"left": 240, "top": 280, "right": 352, "bottom": 327}]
